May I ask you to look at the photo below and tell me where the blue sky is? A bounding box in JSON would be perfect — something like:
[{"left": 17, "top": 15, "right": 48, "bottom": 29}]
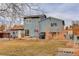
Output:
[{"left": 37, "top": 3, "right": 79, "bottom": 26}]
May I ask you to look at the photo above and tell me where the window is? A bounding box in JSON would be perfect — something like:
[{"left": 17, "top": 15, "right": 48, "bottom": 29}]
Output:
[
  {"left": 62, "top": 21, "right": 65, "bottom": 25},
  {"left": 70, "top": 35, "right": 74, "bottom": 40},
  {"left": 51, "top": 23, "right": 57, "bottom": 27},
  {"left": 26, "top": 19, "right": 31, "bottom": 23},
  {"left": 27, "top": 20, "right": 28, "bottom": 22},
  {"left": 13, "top": 32, "right": 15, "bottom": 34},
  {"left": 29, "top": 20, "right": 31, "bottom": 22},
  {"left": 53, "top": 32, "right": 56, "bottom": 35},
  {"left": 39, "top": 32, "right": 45, "bottom": 39},
  {"left": 77, "top": 36, "right": 79, "bottom": 40},
  {"left": 25, "top": 30, "right": 29, "bottom": 36}
]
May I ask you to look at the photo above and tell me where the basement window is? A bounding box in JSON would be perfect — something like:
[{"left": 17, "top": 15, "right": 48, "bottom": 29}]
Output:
[
  {"left": 62, "top": 21, "right": 65, "bottom": 25},
  {"left": 25, "top": 30, "right": 29, "bottom": 36},
  {"left": 77, "top": 36, "right": 79, "bottom": 40},
  {"left": 70, "top": 35, "right": 74, "bottom": 40}
]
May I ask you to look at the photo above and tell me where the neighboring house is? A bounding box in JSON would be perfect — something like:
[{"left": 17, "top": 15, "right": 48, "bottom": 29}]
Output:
[
  {"left": 0, "top": 31, "right": 10, "bottom": 38},
  {"left": 65, "top": 23, "right": 79, "bottom": 43},
  {"left": 24, "top": 14, "right": 46, "bottom": 38},
  {"left": 64, "top": 26, "right": 73, "bottom": 40},
  {"left": 39, "top": 17, "right": 65, "bottom": 39},
  {"left": 10, "top": 24, "right": 24, "bottom": 38},
  {"left": 72, "top": 24, "right": 79, "bottom": 43},
  {"left": 0, "top": 24, "right": 10, "bottom": 38}
]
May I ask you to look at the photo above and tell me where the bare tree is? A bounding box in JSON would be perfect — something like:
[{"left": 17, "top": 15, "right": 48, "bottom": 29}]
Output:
[
  {"left": 0, "top": 4, "right": 26, "bottom": 29},
  {"left": 0, "top": 3, "right": 46, "bottom": 29},
  {"left": 26, "top": 3, "right": 46, "bottom": 15},
  {"left": 0, "top": 3, "right": 46, "bottom": 40}
]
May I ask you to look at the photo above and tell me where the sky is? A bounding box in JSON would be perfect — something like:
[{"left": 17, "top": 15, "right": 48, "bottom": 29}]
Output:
[
  {"left": 37, "top": 3, "right": 79, "bottom": 26},
  {"left": 0, "top": 3, "right": 79, "bottom": 26}
]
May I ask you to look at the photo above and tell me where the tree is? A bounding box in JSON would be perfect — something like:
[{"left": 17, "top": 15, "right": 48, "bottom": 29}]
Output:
[
  {"left": 26, "top": 3, "right": 46, "bottom": 15},
  {"left": 0, "top": 4, "right": 27, "bottom": 29},
  {"left": 0, "top": 3, "right": 45, "bottom": 24}
]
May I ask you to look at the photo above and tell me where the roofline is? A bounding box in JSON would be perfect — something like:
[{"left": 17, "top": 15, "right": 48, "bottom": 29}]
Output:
[
  {"left": 47, "top": 17, "right": 64, "bottom": 21},
  {"left": 10, "top": 29, "right": 24, "bottom": 31},
  {"left": 24, "top": 14, "right": 46, "bottom": 19},
  {"left": 39, "top": 17, "right": 64, "bottom": 23}
]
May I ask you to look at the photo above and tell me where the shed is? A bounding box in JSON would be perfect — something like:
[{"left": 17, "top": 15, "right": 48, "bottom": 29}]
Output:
[{"left": 10, "top": 24, "right": 24, "bottom": 38}]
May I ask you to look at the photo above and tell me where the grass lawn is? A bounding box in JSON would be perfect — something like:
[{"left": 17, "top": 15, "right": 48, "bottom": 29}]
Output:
[{"left": 0, "top": 39, "right": 66, "bottom": 56}]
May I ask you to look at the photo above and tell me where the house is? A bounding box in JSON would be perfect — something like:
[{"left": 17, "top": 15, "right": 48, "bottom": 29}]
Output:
[
  {"left": 24, "top": 14, "right": 46, "bottom": 38},
  {"left": 72, "top": 24, "right": 79, "bottom": 43},
  {"left": 0, "top": 24, "right": 10, "bottom": 38},
  {"left": 39, "top": 17, "right": 65, "bottom": 39},
  {"left": 10, "top": 24, "right": 24, "bottom": 38},
  {"left": 65, "top": 22, "right": 79, "bottom": 43},
  {"left": 64, "top": 26, "right": 73, "bottom": 40},
  {"left": 24, "top": 15, "right": 65, "bottom": 39},
  {"left": 0, "top": 31, "right": 10, "bottom": 38}
]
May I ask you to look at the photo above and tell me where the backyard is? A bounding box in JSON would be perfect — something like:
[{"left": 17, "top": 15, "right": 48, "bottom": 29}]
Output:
[{"left": 0, "top": 39, "right": 67, "bottom": 56}]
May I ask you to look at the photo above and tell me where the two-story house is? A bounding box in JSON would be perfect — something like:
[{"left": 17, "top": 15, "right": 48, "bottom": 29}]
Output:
[{"left": 24, "top": 15, "right": 65, "bottom": 39}]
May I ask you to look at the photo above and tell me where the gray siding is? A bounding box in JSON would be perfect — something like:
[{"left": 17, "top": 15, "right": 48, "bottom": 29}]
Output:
[{"left": 39, "top": 18, "right": 64, "bottom": 32}]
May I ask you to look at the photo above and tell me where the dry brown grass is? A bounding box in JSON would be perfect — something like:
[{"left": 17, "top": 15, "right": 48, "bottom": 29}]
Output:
[{"left": 0, "top": 39, "right": 66, "bottom": 56}]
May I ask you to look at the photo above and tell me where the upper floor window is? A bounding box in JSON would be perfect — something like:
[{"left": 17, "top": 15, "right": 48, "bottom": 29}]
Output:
[
  {"left": 13, "top": 32, "right": 16, "bottom": 34},
  {"left": 62, "top": 21, "right": 65, "bottom": 25},
  {"left": 26, "top": 19, "right": 31, "bottom": 23},
  {"left": 51, "top": 23, "right": 57, "bottom": 27},
  {"left": 27, "top": 20, "right": 29, "bottom": 22},
  {"left": 29, "top": 20, "right": 31, "bottom": 22}
]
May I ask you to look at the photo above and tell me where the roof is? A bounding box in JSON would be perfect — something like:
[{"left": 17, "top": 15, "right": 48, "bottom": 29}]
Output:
[
  {"left": 24, "top": 14, "right": 46, "bottom": 19},
  {"left": 0, "top": 24, "right": 5, "bottom": 31},
  {"left": 47, "top": 17, "right": 64, "bottom": 21},
  {"left": 0, "top": 31, "right": 10, "bottom": 33},
  {"left": 39, "top": 17, "right": 64, "bottom": 23},
  {"left": 10, "top": 24, "right": 24, "bottom": 31}
]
